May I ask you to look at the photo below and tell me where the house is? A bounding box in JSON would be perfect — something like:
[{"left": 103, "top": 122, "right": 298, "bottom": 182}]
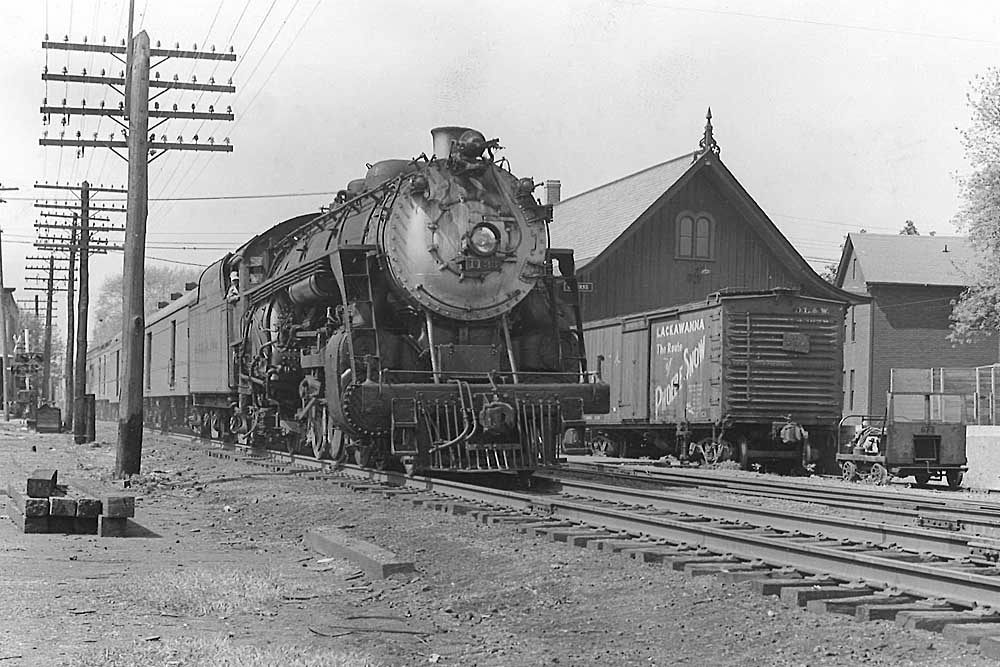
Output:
[
  {"left": 549, "top": 110, "right": 861, "bottom": 321},
  {"left": 834, "top": 233, "right": 996, "bottom": 418}
]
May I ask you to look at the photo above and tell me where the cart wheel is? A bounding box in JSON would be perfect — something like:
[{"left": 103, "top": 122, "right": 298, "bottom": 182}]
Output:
[
  {"left": 869, "top": 463, "right": 889, "bottom": 486},
  {"left": 841, "top": 460, "right": 858, "bottom": 482},
  {"left": 913, "top": 472, "right": 931, "bottom": 487},
  {"left": 946, "top": 470, "right": 964, "bottom": 490},
  {"left": 590, "top": 434, "right": 619, "bottom": 457}
]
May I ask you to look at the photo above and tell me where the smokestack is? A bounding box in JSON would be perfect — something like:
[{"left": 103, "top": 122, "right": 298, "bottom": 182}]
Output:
[
  {"left": 545, "top": 180, "right": 561, "bottom": 205},
  {"left": 431, "top": 126, "right": 476, "bottom": 158}
]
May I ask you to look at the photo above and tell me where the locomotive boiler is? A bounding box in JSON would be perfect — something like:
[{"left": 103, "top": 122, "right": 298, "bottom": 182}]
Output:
[{"left": 229, "top": 126, "right": 609, "bottom": 473}]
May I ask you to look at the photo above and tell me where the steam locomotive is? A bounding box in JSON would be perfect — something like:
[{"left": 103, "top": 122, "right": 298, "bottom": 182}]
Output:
[{"left": 88, "top": 126, "right": 610, "bottom": 475}]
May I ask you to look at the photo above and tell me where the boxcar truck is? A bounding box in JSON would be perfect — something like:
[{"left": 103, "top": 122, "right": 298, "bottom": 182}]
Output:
[{"left": 585, "top": 289, "right": 846, "bottom": 473}]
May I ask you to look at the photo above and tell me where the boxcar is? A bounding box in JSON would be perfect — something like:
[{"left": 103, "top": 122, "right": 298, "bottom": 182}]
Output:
[{"left": 584, "top": 288, "right": 846, "bottom": 472}]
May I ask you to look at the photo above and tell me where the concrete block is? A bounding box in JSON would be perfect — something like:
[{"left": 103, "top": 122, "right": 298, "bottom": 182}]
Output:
[{"left": 305, "top": 525, "right": 414, "bottom": 579}]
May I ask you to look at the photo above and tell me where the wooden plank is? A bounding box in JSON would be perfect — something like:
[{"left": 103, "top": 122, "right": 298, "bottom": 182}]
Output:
[
  {"left": 305, "top": 526, "right": 414, "bottom": 579},
  {"left": 7, "top": 483, "right": 50, "bottom": 517},
  {"left": 26, "top": 469, "right": 58, "bottom": 498},
  {"left": 6, "top": 500, "right": 49, "bottom": 534},
  {"left": 49, "top": 496, "right": 78, "bottom": 517},
  {"left": 98, "top": 516, "right": 129, "bottom": 537}
]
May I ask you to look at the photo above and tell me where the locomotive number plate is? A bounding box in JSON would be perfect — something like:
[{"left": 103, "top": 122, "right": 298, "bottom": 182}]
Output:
[{"left": 463, "top": 256, "right": 503, "bottom": 272}]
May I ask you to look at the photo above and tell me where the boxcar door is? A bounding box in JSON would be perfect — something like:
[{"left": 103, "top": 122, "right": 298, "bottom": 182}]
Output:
[{"left": 619, "top": 317, "right": 649, "bottom": 421}]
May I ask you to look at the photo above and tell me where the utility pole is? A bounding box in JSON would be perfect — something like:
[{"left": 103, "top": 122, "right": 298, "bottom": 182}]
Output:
[
  {"left": 33, "top": 183, "right": 124, "bottom": 428},
  {"left": 74, "top": 182, "right": 91, "bottom": 444},
  {"left": 0, "top": 184, "right": 20, "bottom": 420},
  {"left": 41, "top": 256, "right": 54, "bottom": 403},
  {"left": 118, "top": 32, "right": 151, "bottom": 474},
  {"left": 41, "top": 25, "right": 235, "bottom": 477},
  {"left": 65, "top": 225, "right": 76, "bottom": 428}
]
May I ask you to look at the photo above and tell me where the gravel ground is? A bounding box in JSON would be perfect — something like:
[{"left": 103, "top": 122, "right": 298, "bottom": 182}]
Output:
[{"left": 0, "top": 422, "right": 997, "bottom": 666}]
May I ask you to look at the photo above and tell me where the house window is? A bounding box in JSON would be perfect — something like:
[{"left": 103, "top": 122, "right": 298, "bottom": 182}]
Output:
[
  {"left": 849, "top": 369, "right": 855, "bottom": 411},
  {"left": 851, "top": 258, "right": 856, "bottom": 280},
  {"left": 115, "top": 351, "right": 120, "bottom": 398},
  {"left": 676, "top": 211, "right": 714, "bottom": 259},
  {"left": 850, "top": 308, "right": 856, "bottom": 343}
]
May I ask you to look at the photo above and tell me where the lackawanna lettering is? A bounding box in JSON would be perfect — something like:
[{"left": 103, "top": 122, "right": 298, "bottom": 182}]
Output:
[{"left": 655, "top": 318, "right": 705, "bottom": 338}]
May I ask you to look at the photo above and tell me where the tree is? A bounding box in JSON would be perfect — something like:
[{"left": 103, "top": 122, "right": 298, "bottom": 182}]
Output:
[
  {"left": 92, "top": 265, "right": 203, "bottom": 342},
  {"left": 950, "top": 67, "right": 1000, "bottom": 343},
  {"left": 818, "top": 262, "right": 838, "bottom": 284},
  {"left": 899, "top": 220, "right": 920, "bottom": 235}
]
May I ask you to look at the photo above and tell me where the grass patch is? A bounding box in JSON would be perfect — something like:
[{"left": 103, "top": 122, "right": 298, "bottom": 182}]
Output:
[
  {"left": 119, "top": 567, "right": 285, "bottom": 617},
  {"left": 65, "top": 635, "right": 387, "bottom": 667}
]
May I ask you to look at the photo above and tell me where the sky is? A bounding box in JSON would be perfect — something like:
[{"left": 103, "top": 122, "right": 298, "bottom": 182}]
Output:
[{"left": 1, "top": 0, "right": 999, "bottom": 333}]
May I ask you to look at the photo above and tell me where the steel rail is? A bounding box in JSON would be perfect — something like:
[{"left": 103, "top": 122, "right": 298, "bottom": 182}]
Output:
[
  {"left": 552, "top": 460, "right": 1000, "bottom": 534},
  {"left": 550, "top": 478, "right": 997, "bottom": 559},
  {"left": 169, "top": 434, "right": 1000, "bottom": 608}
]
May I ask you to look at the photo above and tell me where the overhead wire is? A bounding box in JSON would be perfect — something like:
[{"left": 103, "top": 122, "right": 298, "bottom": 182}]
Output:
[
  {"left": 159, "top": 0, "right": 321, "bottom": 217},
  {"left": 151, "top": 0, "right": 283, "bottom": 219}
]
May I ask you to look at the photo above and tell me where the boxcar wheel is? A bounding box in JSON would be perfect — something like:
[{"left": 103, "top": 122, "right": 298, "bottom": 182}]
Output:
[
  {"left": 841, "top": 460, "right": 858, "bottom": 482},
  {"left": 913, "top": 472, "right": 931, "bottom": 487},
  {"left": 946, "top": 470, "right": 964, "bottom": 490}
]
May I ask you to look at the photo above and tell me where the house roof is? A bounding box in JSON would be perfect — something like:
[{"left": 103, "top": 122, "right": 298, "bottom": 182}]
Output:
[
  {"left": 549, "top": 152, "right": 697, "bottom": 264},
  {"left": 838, "top": 233, "right": 979, "bottom": 287}
]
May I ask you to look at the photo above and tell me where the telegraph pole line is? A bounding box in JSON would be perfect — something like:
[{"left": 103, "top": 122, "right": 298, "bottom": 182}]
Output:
[{"left": 33, "top": 183, "right": 123, "bottom": 427}]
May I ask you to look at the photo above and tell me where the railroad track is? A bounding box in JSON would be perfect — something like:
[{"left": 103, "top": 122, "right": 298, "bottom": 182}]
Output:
[
  {"left": 549, "top": 458, "right": 1000, "bottom": 541},
  {"left": 171, "top": 433, "right": 1000, "bottom": 614}
]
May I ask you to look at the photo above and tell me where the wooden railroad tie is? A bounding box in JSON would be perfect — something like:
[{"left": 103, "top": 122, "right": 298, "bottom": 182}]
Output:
[{"left": 4, "top": 469, "right": 135, "bottom": 537}]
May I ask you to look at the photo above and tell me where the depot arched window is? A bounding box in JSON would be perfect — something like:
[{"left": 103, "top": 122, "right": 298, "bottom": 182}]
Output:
[{"left": 676, "top": 211, "right": 714, "bottom": 260}]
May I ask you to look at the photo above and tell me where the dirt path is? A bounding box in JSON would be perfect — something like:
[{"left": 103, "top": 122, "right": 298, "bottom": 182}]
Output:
[{"left": 0, "top": 421, "right": 995, "bottom": 666}]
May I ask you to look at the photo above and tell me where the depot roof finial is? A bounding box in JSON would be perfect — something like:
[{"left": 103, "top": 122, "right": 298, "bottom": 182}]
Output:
[{"left": 697, "top": 106, "right": 720, "bottom": 159}]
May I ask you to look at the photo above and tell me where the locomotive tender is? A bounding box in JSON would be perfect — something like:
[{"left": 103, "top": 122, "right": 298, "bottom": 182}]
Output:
[
  {"left": 584, "top": 289, "right": 846, "bottom": 472},
  {"left": 89, "top": 126, "right": 610, "bottom": 474}
]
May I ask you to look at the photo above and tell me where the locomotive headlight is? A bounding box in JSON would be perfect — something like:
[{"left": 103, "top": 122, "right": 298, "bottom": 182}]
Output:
[{"left": 469, "top": 224, "right": 500, "bottom": 256}]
